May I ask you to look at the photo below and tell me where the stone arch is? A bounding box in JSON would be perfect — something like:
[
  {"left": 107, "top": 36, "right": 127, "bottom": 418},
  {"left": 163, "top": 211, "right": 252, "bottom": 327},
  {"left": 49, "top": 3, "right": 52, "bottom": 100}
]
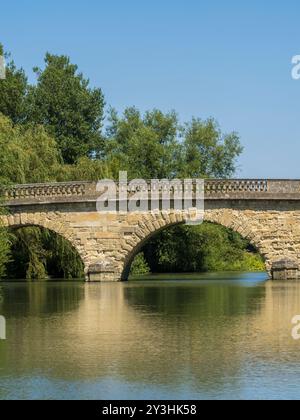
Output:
[
  {"left": 0, "top": 211, "right": 87, "bottom": 276},
  {"left": 119, "top": 209, "right": 269, "bottom": 281},
  {"left": 204, "top": 209, "right": 270, "bottom": 271}
]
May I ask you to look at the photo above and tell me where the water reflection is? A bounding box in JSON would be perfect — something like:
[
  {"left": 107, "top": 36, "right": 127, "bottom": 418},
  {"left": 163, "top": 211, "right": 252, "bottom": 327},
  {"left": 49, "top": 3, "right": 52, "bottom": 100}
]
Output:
[
  {"left": 0, "top": 282, "right": 84, "bottom": 316},
  {"left": 1, "top": 274, "right": 300, "bottom": 399}
]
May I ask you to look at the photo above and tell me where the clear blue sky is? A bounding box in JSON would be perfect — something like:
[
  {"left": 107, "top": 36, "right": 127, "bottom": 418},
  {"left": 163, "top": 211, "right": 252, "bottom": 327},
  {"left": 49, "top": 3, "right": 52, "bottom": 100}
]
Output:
[{"left": 1, "top": 0, "right": 300, "bottom": 178}]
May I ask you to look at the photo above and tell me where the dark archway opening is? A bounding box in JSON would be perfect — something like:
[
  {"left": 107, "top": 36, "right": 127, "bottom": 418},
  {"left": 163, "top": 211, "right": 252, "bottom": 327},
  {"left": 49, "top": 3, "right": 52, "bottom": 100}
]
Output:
[
  {"left": 129, "top": 222, "right": 265, "bottom": 278},
  {"left": 6, "top": 226, "right": 85, "bottom": 281}
]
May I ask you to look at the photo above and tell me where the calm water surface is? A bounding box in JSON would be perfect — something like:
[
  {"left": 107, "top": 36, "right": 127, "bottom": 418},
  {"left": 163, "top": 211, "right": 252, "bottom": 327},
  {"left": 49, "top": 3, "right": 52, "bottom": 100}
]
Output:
[{"left": 1, "top": 272, "right": 300, "bottom": 400}]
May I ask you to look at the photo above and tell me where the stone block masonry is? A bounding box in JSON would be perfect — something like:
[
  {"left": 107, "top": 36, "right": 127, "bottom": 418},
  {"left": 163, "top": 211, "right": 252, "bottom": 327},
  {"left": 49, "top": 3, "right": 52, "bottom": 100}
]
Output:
[{"left": 1, "top": 179, "right": 300, "bottom": 281}]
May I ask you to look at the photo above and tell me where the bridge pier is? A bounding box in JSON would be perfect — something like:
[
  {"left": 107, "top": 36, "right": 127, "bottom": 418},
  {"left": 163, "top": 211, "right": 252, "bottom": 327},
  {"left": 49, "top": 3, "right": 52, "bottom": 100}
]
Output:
[
  {"left": 87, "top": 262, "right": 121, "bottom": 282},
  {"left": 271, "top": 259, "right": 299, "bottom": 281}
]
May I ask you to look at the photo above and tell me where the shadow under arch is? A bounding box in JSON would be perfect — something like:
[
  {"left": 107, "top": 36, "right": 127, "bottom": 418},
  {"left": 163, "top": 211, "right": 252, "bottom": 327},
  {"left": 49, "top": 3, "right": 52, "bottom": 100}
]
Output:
[
  {"left": 121, "top": 219, "right": 267, "bottom": 281},
  {"left": 122, "top": 220, "right": 185, "bottom": 280},
  {"left": 6, "top": 223, "right": 85, "bottom": 280}
]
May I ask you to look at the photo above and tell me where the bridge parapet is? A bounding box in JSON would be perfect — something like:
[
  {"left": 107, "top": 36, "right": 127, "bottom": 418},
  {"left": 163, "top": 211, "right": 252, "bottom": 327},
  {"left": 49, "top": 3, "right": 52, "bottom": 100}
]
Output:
[
  {"left": 205, "top": 179, "right": 268, "bottom": 194},
  {"left": 2, "top": 181, "right": 93, "bottom": 205},
  {"left": 2, "top": 179, "right": 300, "bottom": 206}
]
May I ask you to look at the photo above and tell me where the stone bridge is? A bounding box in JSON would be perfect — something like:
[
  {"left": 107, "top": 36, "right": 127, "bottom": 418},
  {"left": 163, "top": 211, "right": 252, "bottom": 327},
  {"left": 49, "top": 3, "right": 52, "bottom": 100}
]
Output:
[{"left": 1, "top": 179, "right": 300, "bottom": 281}]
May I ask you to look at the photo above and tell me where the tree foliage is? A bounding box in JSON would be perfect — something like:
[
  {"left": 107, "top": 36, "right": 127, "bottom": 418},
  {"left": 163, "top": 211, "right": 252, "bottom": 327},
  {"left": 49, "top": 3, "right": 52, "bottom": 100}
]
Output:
[
  {"left": 142, "top": 223, "right": 265, "bottom": 274},
  {"left": 7, "top": 227, "right": 84, "bottom": 280},
  {"left": 27, "top": 53, "right": 105, "bottom": 163},
  {"left": 130, "top": 253, "right": 150, "bottom": 276},
  {"left": 105, "top": 108, "right": 243, "bottom": 180},
  {"left": 0, "top": 44, "right": 28, "bottom": 124},
  {"left": 0, "top": 211, "right": 11, "bottom": 278},
  {"left": 181, "top": 118, "right": 243, "bottom": 178},
  {"left": 105, "top": 107, "right": 182, "bottom": 179},
  {"left": 0, "top": 114, "right": 63, "bottom": 184}
]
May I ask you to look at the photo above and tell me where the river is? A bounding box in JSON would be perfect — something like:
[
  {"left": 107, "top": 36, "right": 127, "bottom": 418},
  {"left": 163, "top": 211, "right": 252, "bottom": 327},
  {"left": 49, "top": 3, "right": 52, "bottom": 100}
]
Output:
[{"left": 1, "top": 272, "right": 300, "bottom": 400}]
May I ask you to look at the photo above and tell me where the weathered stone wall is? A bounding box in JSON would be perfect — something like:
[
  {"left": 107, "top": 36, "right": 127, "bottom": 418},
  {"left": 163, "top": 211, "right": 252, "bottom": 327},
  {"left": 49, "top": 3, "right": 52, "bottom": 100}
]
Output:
[{"left": 1, "top": 202, "right": 300, "bottom": 281}]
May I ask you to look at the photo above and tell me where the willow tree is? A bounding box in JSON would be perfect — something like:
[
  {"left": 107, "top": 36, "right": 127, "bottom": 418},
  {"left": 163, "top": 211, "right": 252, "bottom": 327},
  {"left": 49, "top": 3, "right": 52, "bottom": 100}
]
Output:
[
  {"left": 0, "top": 113, "right": 63, "bottom": 184},
  {"left": 7, "top": 227, "right": 84, "bottom": 280},
  {"left": 0, "top": 114, "right": 85, "bottom": 280},
  {"left": 0, "top": 216, "right": 11, "bottom": 278}
]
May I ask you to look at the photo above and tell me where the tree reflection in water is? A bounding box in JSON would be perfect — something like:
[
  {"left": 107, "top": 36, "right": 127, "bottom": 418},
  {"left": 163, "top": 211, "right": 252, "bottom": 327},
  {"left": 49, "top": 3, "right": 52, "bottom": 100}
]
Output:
[{"left": 1, "top": 275, "right": 300, "bottom": 400}]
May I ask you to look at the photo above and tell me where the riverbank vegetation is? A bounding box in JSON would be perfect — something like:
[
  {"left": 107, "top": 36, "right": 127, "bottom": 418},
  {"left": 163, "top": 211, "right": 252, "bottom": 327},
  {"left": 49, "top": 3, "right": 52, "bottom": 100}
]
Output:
[
  {"left": 0, "top": 44, "right": 265, "bottom": 279},
  {"left": 130, "top": 223, "right": 265, "bottom": 276}
]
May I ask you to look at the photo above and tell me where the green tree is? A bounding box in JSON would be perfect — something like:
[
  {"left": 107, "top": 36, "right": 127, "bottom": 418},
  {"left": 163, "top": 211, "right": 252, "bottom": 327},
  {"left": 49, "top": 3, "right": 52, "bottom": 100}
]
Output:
[
  {"left": 0, "top": 215, "right": 11, "bottom": 278},
  {"left": 105, "top": 108, "right": 243, "bottom": 181},
  {"left": 142, "top": 223, "right": 265, "bottom": 274},
  {"left": 130, "top": 253, "right": 150, "bottom": 276},
  {"left": 7, "top": 227, "right": 84, "bottom": 280},
  {"left": 8, "top": 227, "right": 48, "bottom": 280},
  {"left": 106, "top": 107, "right": 182, "bottom": 179},
  {"left": 59, "top": 157, "right": 117, "bottom": 182},
  {"left": 44, "top": 230, "right": 84, "bottom": 279},
  {"left": 181, "top": 118, "right": 243, "bottom": 178},
  {"left": 0, "top": 44, "right": 28, "bottom": 124},
  {"left": 0, "top": 113, "right": 63, "bottom": 184},
  {"left": 27, "top": 53, "right": 105, "bottom": 164}
]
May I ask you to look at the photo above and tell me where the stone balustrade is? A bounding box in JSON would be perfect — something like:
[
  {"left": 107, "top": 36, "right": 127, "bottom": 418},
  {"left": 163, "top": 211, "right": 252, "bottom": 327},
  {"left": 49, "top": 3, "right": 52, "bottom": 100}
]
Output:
[
  {"left": 205, "top": 179, "right": 268, "bottom": 193},
  {"left": 3, "top": 182, "right": 88, "bottom": 200},
  {"left": 2, "top": 179, "right": 300, "bottom": 206}
]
